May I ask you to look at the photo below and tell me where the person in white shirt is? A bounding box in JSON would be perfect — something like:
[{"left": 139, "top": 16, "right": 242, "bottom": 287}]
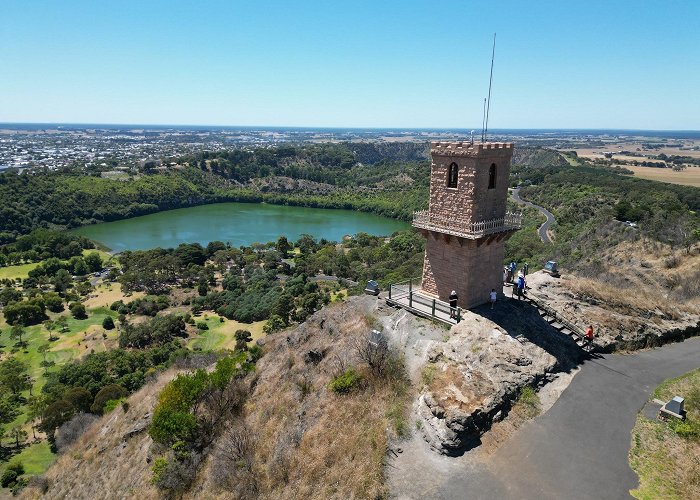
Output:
[{"left": 490, "top": 288, "right": 497, "bottom": 309}]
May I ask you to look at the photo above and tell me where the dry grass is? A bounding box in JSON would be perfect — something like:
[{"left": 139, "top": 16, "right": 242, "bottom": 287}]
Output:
[
  {"left": 567, "top": 240, "right": 700, "bottom": 318},
  {"left": 198, "top": 298, "right": 412, "bottom": 499},
  {"left": 630, "top": 368, "right": 700, "bottom": 499},
  {"left": 83, "top": 283, "right": 145, "bottom": 309},
  {"left": 624, "top": 165, "right": 700, "bottom": 187}
]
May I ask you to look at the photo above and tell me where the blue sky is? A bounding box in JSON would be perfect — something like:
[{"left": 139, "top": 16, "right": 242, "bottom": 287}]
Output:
[{"left": 1, "top": 0, "right": 698, "bottom": 129}]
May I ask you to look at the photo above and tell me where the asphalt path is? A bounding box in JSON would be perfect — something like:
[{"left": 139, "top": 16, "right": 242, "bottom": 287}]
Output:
[
  {"left": 435, "top": 336, "right": 700, "bottom": 500},
  {"left": 511, "top": 188, "right": 555, "bottom": 244}
]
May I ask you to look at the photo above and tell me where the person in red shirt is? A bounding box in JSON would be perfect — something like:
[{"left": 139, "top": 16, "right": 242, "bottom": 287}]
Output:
[{"left": 585, "top": 325, "right": 594, "bottom": 347}]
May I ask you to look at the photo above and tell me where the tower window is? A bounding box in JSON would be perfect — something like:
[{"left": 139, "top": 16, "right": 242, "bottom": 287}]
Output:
[
  {"left": 447, "top": 163, "right": 458, "bottom": 188},
  {"left": 488, "top": 163, "right": 497, "bottom": 189}
]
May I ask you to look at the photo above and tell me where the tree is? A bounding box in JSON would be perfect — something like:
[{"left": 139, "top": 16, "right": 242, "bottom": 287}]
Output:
[
  {"left": 3, "top": 301, "right": 46, "bottom": 326},
  {"left": 26, "top": 395, "right": 48, "bottom": 439},
  {"left": 263, "top": 314, "right": 285, "bottom": 335},
  {"left": 10, "top": 324, "right": 26, "bottom": 346},
  {"left": 70, "top": 302, "right": 87, "bottom": 320},
  {"left": 64, "top": 387, "right": 93, "bottom": 413},
  {"left": 272, "top": 293, "right": 294, "bottom": 325},
  {"left": 37, "top": 344, "right": 50, "bottom": 363},
  {"left": 0, "top": 358, "right": 30, "bottom": 395},
  {"left": 43, "top": 319, "right": 57, "bottom": 341},
  {"left": 84, "top": 252, "right": 103, "bottom": 273},
  {"left": 276, "top": 235, "right": 291, "bottom": 257},
  {"left": 40, "top": 400, "right": 75, "bottom": 437},
  {"left": 55, "top": 315, "right": 69, "bottom": 334},
  {"left": 102, "top": 316, "right": 115, "bottom": 330},
  {"left": 9, "top": 426, "right": 27, "bottom": 448},
  {"left": 90, "top": 384, "right": 128, "bottom": 414},
  {"left": 234, "top": 330, "right": 253, "bottom": 351},
  {"left": 42, "top": 292, "right": 64, "bottom": 313},
  {"left": 0, "top": 287, "right": 22, "bottom": 306},
  {"left": 0, "top": 397, "right": 21, "bottom": 424},
  {"left": 69, "top": 256, "right": 88, "bottom": 276},
  {"left": 53, "top": 269, "right": 72, "bottom": 294}
]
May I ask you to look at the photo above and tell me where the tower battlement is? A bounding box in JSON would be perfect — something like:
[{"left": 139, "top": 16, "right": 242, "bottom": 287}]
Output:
[{"left": 430, "top": 141, "right": 513, "bottom": 157}]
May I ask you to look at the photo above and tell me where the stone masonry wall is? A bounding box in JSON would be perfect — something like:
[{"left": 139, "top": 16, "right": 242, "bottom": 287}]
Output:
[
  {"left": 428, "top": 142, "right": 513, "bottom": 225},
  {"left": 421, "top": 233, "right": 506, "bottom": 309}
]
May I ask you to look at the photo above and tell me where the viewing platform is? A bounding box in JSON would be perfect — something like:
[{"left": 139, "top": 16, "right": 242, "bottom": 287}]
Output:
[
  {"left": 412, "top": 211, "right": 522, "bottom": 240},
  {"left": 386, "top": 277, "right": 461, "bottom": 326}
]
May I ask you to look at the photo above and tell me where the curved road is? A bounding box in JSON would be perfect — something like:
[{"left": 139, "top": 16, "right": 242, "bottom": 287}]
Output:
[
  {"left": 391, "top": 337, "right": 700, "bottom": 500},
  {"left": 511, "top": 188, "right": 555, "bottom": 244}
]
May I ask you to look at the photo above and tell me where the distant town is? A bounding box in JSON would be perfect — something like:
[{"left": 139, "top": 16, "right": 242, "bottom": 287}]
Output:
[{"left": 1, "top": 123, "right": 698, "bottom": 171}]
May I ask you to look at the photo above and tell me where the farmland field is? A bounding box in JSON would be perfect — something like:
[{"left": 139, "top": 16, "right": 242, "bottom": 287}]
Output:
[{"left": 625, "top": 165, "right": 700, "bottom": 187}]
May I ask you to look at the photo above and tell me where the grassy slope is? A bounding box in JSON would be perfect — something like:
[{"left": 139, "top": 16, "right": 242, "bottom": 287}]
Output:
[
  {"left": 629, "top": 368, "right": 700, "bottom": 499},
  {"left": 188, "top": 313, "right": 265, "bottom": 351}
]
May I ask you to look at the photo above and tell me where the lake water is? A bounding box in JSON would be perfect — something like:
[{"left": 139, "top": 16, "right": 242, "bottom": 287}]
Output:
[{"left": 71, "top": 203, "right": 409, "bottom": 252}]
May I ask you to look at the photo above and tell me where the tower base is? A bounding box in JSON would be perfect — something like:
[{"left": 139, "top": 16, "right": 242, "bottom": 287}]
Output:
[{"left": 420, "top": 230, "right": 512, "bottom": 309}]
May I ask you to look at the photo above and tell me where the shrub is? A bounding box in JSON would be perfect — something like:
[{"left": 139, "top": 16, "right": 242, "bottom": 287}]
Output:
[
  {"left": 102, "top": 316, "right": 115, "bottom": 330},
  {"left": 196, "top": 321, "right": 209, "bottom": 331},
  {"left": 669, "top": 418, "right": 700, "bottom": 440},
  {"left": 90, "top": 384, "right": 128, "bottom": 414},
  {"left": 55, "top": 413, "right": 100, "bottom": 453},
  {"left": 516, "top": 386, "right": 540, "bottom": 417},
  {"left": 102, "top": 398, "right": 126, "bottom": 414},
  {"left": 69, "top": 302, "right": 87, "bottom": 320},
  {"left": 329, "top": 368, "right": 361, "bottom": 394},
  {"left": 1, "top": 470, "right": 18, "bottom": 488},
  {"left": 6, "top": 462, "right": 24, "bottom": 476}
]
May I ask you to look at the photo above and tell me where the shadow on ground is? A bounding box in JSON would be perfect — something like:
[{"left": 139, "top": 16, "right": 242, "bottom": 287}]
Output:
[{"left": 472, "top": 296, "right": 586, "bottom": 372}]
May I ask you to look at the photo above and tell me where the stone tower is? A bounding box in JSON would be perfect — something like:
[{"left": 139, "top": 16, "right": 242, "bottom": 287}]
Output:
[{"left": 412, "top": 141, "right": 521, "bottom": 309}]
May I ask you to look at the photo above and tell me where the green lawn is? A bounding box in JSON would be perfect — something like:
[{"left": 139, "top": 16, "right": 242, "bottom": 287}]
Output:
[
  {"left": 1, "top": 441, "right": 56, "bottom": 476},
  {"left": 0, "top": 306, "right": 118, "bottom": 430},
  {"left": 188, "top": 314, "right": 265, "bottom": 351},
  {"left": 0, "top": 262, "right": 40, "bottom": 280}
]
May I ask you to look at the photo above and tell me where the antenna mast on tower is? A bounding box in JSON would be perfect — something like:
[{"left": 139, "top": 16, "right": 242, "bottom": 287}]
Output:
[{"left": 483, "top": 32, "right": 496, "bottom": 143}]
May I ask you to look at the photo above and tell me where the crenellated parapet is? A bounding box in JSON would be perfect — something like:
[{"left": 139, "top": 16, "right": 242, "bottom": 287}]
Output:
[{"left": 430, "top": 141, "right": 514, "bottom": 158}]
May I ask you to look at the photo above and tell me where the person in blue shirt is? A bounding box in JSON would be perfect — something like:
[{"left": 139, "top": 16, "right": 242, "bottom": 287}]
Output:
[{"left": 516, "top": 273, "right": 526, "bottom": 301}]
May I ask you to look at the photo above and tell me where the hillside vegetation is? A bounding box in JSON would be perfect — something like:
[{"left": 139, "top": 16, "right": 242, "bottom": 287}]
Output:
[{"left": 20, "top": 297, "right": 411, "bottom": 499}]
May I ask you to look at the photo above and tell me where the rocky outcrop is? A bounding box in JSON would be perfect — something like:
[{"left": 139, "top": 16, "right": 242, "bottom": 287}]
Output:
[{"left": 416, "top": 312, "right": 560, "bottom": 455}]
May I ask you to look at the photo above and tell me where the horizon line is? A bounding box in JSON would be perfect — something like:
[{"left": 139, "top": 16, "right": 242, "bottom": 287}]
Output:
[{"left": 0, "top": 121, "right": 699, "bottom": 133}]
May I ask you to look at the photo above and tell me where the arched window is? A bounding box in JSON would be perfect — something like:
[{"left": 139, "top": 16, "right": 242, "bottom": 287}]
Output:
[
  {"left": 447, "top": 162, "right": 458, "bottom": 188},
  {"left": 488, "top": 163, "right": 497, "bottom": 189}
]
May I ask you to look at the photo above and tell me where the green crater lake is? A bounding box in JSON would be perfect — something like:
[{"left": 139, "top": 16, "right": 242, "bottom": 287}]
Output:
[{"left": 71, "top": 203, "right": 409, "bottom": 252}]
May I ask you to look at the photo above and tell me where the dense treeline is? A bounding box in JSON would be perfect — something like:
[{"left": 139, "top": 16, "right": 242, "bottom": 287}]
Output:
[
  {"left": 0, "top": 230, "right": 94, "bottom": 266},
  {"left": 0, "top": 168, "right": 229, "bottom": 238}
]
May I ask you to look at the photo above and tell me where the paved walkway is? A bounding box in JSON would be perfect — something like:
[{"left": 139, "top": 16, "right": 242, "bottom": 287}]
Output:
[
  {"left": 391, "top": 336, "right": 700, "bottom": 500},
  {"left": 511, "top": 188, "right": 555, "bottom": 244}
]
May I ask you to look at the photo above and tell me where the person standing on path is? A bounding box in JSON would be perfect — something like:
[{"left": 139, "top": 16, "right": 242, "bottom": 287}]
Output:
[
  {"left": 523, "top": 262, "right": 529, "bottom": 276},
  {"left": 516, "top": 273, "right": 526, "bottom": 301},
  {"left": 585, "top": 325, "right": 594, "bottom": 347},
  {"left": 449, "top": 290, "right": 458, "bottom": 319},
  {"left": 490, "top": 289, "right": 497, "bottom": 309}
]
